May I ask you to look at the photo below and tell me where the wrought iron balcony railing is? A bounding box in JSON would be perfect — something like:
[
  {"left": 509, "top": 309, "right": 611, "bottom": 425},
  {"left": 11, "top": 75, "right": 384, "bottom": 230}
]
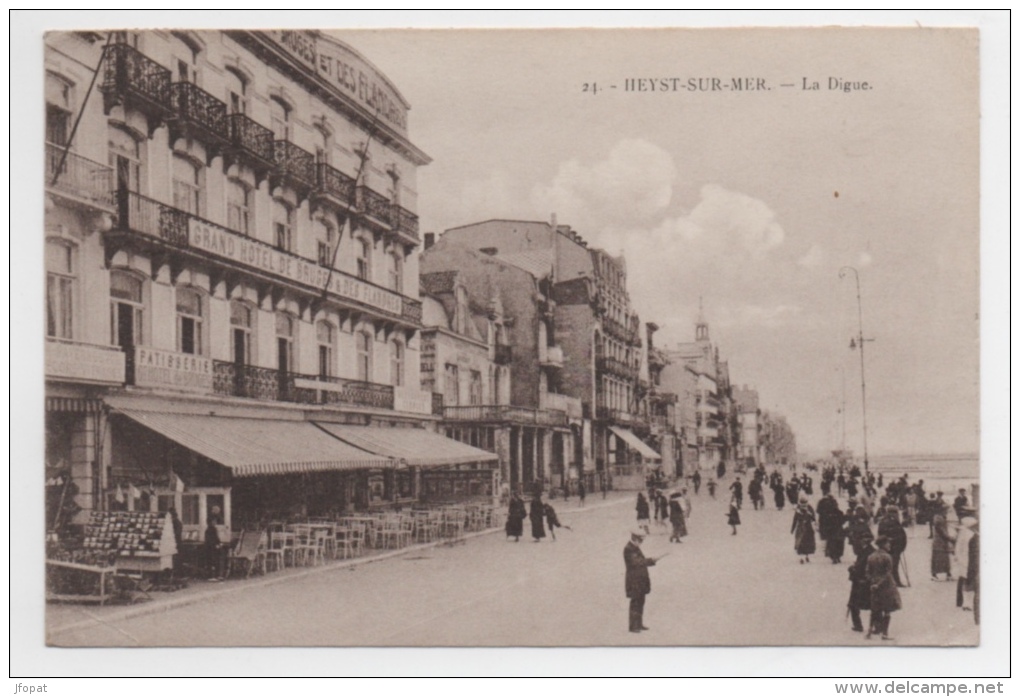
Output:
[
  {"left": 111, "top": 190, "right": 424, "bottom": 327},
  {"left": 100, "top": 44, "right": 173, "bottom": 132},
  {"left": 212, "top": 360, "right": 395, "bottom": 409},
  {"left": 392, "top": 205, "right": 420, "bottom": 241},
  {"left": 227, "top": 112, "right": 274, "bottom": 169},
  {"left": 356, "top": 185, "right": 393, "bottom": 227},
  {"left": 169, "top": 82, "right": 230, "bottom": 151},
  {"left": 315, "top": 162, "right": 356, "bottom": 208},
  {"left": 272, "top": 140, "right": 316, "bottom": 196},
  {"left": 115, "top": 190, "right": 189, "bottom": 246},
  {"left": 46, "top": 144, "right": 115, "bottom": 211}
]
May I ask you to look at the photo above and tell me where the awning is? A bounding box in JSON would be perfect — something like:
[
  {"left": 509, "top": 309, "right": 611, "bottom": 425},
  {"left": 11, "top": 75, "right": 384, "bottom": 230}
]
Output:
[
  {"left": 115, "top": 410, "right": 391, "bottom": 477},
  {"left": 313, "top": 422, "right": 499, "bottom": 467},
  {"left": 609, "top": 426, "right": 662, "bottom": 461}
]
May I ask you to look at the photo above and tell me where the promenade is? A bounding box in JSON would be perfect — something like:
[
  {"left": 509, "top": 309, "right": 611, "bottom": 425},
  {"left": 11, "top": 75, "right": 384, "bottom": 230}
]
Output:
[{"left": 46, "top": 485, "right": 978, "bottom": 647}]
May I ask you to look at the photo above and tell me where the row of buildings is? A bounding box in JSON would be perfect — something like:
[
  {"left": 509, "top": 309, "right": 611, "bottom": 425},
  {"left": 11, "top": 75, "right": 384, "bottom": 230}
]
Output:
[{"left": 44, "top": 29, "right": 795, "bottom": 538}]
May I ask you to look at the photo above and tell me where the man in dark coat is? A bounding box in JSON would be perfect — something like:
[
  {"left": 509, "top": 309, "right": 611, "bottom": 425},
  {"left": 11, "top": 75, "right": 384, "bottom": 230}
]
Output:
[
  {"left": 729, "top": 477, "right": 743, "bottom": 509},
  {"left": 847, "top": 532, "right": 875, "bottom": 632},
  {"left": 529, "top": 495, "right": 546, "bottom": 542},
  {"left": 691, "top": 470, "right": 701, "bottom": 495},
  {"left": 867, "top": 536, "right": 903, "bottom": 639},
  {"left": 953, "top": 488, "right": 970, "bottom": 522},
  {"left": 877, "top": 507, "right": 908, "bottom": 587},
  {"left": 748, "top": 478, "right": 763, "bottom": 510},
  {"left": 624, "top": 529, "right": 659, "bottom": 632}
]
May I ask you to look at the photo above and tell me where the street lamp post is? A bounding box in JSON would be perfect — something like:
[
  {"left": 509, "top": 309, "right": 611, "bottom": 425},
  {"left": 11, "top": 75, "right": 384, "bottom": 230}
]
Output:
[{"left": 839, "top": 266, "right": 871, "bottom": 473}]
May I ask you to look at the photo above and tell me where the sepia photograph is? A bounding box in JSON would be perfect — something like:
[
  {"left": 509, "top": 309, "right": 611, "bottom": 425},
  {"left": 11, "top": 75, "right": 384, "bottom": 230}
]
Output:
[{"left": 13, "top": 10, "right": 1010, "bottom": 681}]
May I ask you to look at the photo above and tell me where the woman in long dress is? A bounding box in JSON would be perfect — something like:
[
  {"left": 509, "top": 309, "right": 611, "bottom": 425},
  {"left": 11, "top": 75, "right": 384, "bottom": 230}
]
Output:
[
  {"left": 726, "top": 497, "right": 741, "bottom": 535},
  {"left": 505, "top": 493, "right": 526, "bottom": 542},
  {"left": 791, "top": 497, "right": 817, "bottom": 563},
  {"left": 529, "top": 494, "right": 546, "bottom": 542}
]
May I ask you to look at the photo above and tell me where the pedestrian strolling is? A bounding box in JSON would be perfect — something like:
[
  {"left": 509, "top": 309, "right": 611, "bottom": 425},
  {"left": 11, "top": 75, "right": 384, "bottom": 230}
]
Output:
[
  {"left": 668, "top": 494, "right": 687, "bottom": 543},
  {"left": 529, "top": 494, "right": 547, "bottom": 542},
  {"left": 727, "top": 497, "right": 741, "bottom": 535},
  {"left": 729, "top": 477, "right": 744, "bottom": 509},
  {"left": 847, "top": 531, "right": 875, "bottom": 633},
  {"left": 636, "top": 492, "right": 651, "bottom": 534},
  {"left": 544, "top": 502, "right": 570, "bottom": 541},
  {"left": 707, "top": 479, "right": 717, "bottom": 499},
  {"left": 877, "top": 507, "right": 908, "bottom": 587},
  {"left": 692, "top": 470, "right": 701, "bottom": 495},
  {"left": 953, "top": 516, "right": 977, "bottom": 610},
  {"left": 578, "top": 480, "right": 586, "bottom": 507},
  {"left": 930, "top": 506, "right": 954, "bottom": 580},
  {"left": 624, "top": 529, "right": 660, "bottom": 633},
  {"left": 867, "top": 536, "right": 903, "bottom": 640},
  {"left": 791, "top": 496, "right": 817, "bottom": 563},
  {"left": 505, "top": 493, "right": 526, "bottom": 542}
]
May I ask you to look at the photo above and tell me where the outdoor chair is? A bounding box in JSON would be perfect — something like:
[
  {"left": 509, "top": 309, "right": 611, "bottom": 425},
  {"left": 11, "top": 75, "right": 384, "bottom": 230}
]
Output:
[{"left": 228, "top": 531, "right": 267, "bottom": 578}]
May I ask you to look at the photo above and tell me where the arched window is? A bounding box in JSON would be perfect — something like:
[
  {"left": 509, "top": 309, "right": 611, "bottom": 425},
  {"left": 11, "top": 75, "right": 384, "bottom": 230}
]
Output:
[
  {"left": 46, "top": 240, "right": 76, "bottom": 339},
  {"left": 356, "top": 330, "right": 372, "bottom": 382},
  {"left": 270, "top": 97, "right": 290, "bottom": 141},
  {"left": 109, "top": 270, "right": 145, "bottom": 348},
  {"left": 46, "top": 73, "right": 73, "bottom": 147},
  {"left": 387, "top": 250, "right": 403, "bottom": 293},
  {"left": 172, "top": 154, "right": 201, "bottom": 215},
  {"left": 224, "top": 67, "right": 247, "bottom": 115},
  {"left": 273, "top": 199, "right": 293, "bottom": 251},
  {"left": 356, "top": 236, "right": 371, "bottom": 280},
  {"left": 230, "top": 300, "right": 254, "bottom": 365},
  {"left": 109, "top": 126, "right": 142, "bottom": 193},
  {"left": 276, "top": 313, "right": 296, "bottom": 373},
  {"left": 171, "top": 31, "right": 200, "bottom": 84},
  {"left": 317, "top": 320, "right": 335, "bottom": 378},
  {"left": 389, "top": 339, "right": 404, "bottom": 387},
  {"left": 227, "top": 179, "right": 251, "bottom": 234},
  {"left": 176, "top": 287, "right": 205, "bottom": 355}
]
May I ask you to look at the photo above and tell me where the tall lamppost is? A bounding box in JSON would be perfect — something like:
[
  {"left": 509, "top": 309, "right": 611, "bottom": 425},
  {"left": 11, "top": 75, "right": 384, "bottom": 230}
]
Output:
[{"left": 839, "top": 266, "right": 871, "bottom": 472}]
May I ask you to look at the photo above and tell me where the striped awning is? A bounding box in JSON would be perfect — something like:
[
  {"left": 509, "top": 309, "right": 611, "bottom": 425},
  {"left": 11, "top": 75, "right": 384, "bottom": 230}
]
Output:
[
  {"left": 609, "top": 426, "right": 662, "bottom": 461},
  {"left": 313, "top": 422, "right": 499, "bottom": 468},
  {"left": 115, "top": 410, "right": 391, "bottom": 477}
]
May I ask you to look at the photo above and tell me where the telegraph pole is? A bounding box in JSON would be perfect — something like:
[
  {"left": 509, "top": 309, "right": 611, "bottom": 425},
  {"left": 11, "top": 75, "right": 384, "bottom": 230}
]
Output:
[{"left": 839, "top": 266, "right": 871, "bottom": 472}]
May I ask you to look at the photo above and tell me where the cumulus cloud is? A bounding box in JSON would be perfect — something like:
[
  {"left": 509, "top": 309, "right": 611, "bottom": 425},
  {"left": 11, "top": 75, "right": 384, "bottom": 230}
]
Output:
[{"left": 530, "top": 138, "right": 676, "bottom": 230}]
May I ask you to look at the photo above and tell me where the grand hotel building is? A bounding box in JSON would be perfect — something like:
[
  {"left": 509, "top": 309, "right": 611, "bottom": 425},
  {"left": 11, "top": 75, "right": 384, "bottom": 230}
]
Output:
[{"left": 44, "top": 30, "right": 494, "bottom": 537}]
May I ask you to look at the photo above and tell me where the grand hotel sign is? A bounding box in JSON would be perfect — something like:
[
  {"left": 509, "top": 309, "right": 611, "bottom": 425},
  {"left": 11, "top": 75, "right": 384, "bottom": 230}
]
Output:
[
  {"left": 266, "top": 30, "right": 408, "bottom": 135},
  {"left": 188, "top": 218, "right": 403, "bottom": 318}
]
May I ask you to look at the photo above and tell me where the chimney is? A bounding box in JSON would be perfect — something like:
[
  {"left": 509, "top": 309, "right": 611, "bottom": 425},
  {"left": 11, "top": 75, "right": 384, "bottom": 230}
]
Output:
[{"left": 424, "top": 232, "right": 435, "bottom": 250}]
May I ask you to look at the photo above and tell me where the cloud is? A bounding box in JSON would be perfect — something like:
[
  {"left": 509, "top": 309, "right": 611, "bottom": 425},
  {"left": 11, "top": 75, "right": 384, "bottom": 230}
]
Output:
[
  {"left": 530, "top": 138, "right": 676, "bottom": 230},
  {"left": 798, "top": 244, "right": 825, "bottom": 267}
]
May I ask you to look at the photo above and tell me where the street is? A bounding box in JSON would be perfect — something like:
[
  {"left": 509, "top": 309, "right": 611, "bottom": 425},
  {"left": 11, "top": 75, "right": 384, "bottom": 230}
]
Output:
[{"left": 47, "top": 488, "right": 978, "bottom": 647}]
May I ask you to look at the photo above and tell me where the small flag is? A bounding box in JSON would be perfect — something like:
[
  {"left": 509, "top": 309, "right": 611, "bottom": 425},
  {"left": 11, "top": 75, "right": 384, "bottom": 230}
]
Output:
[
  {"left": 115, "top": 484, "right": 125, "bottom": 504},
  {"left": 174, "top": 473, "right": 185, "bottom": 492},
  {"left": 128, "top": 483, "right": 140, "bottom": 500}
]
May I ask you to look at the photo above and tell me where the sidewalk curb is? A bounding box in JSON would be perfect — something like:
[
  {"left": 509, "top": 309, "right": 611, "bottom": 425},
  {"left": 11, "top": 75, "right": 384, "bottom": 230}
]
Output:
[{"left": 48, "top": 495, "right": 628, "bottom": 638}]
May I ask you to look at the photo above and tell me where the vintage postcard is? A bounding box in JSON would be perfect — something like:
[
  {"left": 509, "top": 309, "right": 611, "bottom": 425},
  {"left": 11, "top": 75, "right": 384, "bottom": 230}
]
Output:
[{"left": 16, "top": 12, "right": 1007, "bottom": 679}]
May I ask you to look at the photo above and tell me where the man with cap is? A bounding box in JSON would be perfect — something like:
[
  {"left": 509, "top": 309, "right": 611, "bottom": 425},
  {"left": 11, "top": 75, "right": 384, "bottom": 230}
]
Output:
[
  {"left": 877, "top": 506, "right": 908, "bottom": 587},
  {"left": 866, "top": 535, "right": 903, "bottom": 639},
  {"left": 624, "top": 529, "right": 661, "bottom": 633}
]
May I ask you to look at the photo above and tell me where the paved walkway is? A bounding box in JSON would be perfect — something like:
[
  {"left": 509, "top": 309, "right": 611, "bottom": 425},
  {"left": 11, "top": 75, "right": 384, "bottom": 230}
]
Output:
[{"left": 46, "top": 487, "right": 978, "bottom": 647}]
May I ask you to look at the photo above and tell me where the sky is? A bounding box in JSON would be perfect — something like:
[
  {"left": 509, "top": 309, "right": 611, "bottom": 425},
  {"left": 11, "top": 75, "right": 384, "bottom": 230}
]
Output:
[{"left": 338, "top": 27, "right": 981, "bottom": 457}]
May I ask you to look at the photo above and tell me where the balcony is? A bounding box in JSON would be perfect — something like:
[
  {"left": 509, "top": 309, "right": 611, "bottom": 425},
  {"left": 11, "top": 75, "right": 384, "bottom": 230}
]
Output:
[
  {"left": 46, "top": 339, "right": 125, "bottom": 385},
  {"left": 596, "top": 355, "right": 639, "bottom": 381},
  {"left": 168, "top": 82, "right": 230, "bottom": 159},
  {"left": 541, "top": 392, "right": 583, "bottom": 420},
  {"left": 539, "top": 344, "right": 564, "bottom": 369},
  {"left": 271, "top": 140, "right": 316, "bottom": 201},
  {"left": 595, "top": 405, "right": 634, "bottom": 425},
  {"left": 356, "top": 185, "right": 393, "bottom": 230},
  {"left": 109, "top": 190, "right": 423, "bottom": 327},
  {"left": 493, "top": 343, "right": 512, "bottom": 366},
  {"left": 392, "top": 205, "right": 420, "bottom": 244},
  {"left": 212, "top": 361, "right": 394, "bottom": 409},
  {"left": 442, "top": 405, "right": 567, "bottom": 428},
  {"left": 313, "top": 162, "right": 356, "bottom": 212},
  {"left": 45, "top": 144, "right": 115, "bottom": 213},
  {"left": 224, "top": 113, "right": 275, "bottom": 182},
  {"left": 393, "top": 386, "right": 435, "bottom": 415},
  {"left": 100, "top": 43, "right": 173, "bottom": 136}
]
